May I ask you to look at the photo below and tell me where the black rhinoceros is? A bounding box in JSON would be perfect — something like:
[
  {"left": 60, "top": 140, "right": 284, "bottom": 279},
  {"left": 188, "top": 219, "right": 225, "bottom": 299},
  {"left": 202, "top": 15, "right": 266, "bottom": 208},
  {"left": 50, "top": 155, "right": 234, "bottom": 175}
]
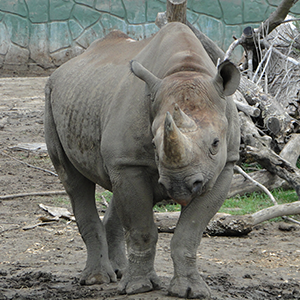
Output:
[{"left": 44, "top": 22, "right": 240, "bottom": 299}]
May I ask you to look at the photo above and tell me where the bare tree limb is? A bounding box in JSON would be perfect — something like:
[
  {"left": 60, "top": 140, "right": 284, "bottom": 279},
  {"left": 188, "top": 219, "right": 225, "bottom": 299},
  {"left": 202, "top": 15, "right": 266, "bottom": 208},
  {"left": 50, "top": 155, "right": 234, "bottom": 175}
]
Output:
[
  {"left": 247, "top": 145, "right": 300, "bottom": 197},
  {"left": 257, "top": 0, "right": 300, "bottom": 35},
  {"left": 0, "top": 191, "right": 67, "bottom": 200},
  {"left": 0, "top": 150, "right": 58, "bottom": 177},
  {"left": 233, "top": 165, "right": 278, "bottom": 205},
  {"left": 166, "top": 0, "right": 187, "bottom": 24}
]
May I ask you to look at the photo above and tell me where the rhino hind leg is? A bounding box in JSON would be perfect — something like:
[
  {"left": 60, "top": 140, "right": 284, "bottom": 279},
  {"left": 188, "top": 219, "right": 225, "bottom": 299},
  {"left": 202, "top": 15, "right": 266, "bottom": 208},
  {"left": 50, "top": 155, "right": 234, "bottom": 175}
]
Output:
[
  {"left": 44, "top": 89, "right": 116, "bottom": 285},
  {"left": 103, "top": 196, "right": 127, "bottom": 277}
]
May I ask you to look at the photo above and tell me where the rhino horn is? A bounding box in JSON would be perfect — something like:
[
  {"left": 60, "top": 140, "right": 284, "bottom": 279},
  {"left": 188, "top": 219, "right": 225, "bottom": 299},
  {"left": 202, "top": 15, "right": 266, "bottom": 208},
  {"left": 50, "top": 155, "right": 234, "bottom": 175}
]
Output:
[
  {"left": 164, "top": 112, "right": 188, "bottom": 163},
  {"left": 172, "top": 104, "right": 197, "bottom": 132},
  {"left": 130, "top": 60, "right": 161, "bottom": 98}
]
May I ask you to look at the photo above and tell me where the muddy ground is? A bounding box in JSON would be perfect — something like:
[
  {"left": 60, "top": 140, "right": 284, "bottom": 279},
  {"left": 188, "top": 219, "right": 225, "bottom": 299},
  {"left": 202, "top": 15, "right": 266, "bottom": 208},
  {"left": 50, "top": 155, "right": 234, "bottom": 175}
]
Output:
[{"left": 0, "top": 76, "right": 299, "bottom": 300}]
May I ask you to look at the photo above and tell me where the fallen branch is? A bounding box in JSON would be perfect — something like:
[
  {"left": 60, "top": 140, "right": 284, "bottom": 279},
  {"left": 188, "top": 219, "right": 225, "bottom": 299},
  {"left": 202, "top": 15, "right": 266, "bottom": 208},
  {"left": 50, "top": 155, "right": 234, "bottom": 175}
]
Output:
[
  {"left": 251, "top": 201, "right": 300, "bottom": 225},
  {"left": 166, "top": 0, "right": 187, "bottom": 24},
  {"left": 229, "top": 133, "right": 300, "bottom": 197},
  {"left": 233, "top": 165, "right": 277, "bottom": 205},
  {"left": 0, "top": 191, "right": 67, "bottom": 200},
  {"left": 257, "top": 0, "right": 299, "bottom": 35},
  {"left": 247, "top": 145, "right": 300, "bottom": 197},
  {"left": 154, "top": 200, "right": 300, "bottom": 236},
  {"left": 0, "top": 150, "right": 58, "bottom": 177},
  {"left": 233, "top": 90, "right": 260, "bottom": 117}
]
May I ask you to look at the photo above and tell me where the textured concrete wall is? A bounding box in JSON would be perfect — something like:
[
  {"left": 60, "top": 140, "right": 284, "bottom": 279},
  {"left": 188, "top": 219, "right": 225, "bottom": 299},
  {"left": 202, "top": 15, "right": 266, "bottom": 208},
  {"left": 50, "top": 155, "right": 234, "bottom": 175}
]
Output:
[{"left": 0, "top": 0, "right": 300, "bottom": 73}]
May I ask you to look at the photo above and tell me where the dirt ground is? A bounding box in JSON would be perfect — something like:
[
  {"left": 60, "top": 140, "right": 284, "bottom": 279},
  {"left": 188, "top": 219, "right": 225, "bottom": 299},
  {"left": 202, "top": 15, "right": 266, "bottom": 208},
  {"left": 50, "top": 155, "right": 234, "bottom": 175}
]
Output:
[{"left": 0, "top": 76, "right": 299, "bottom": 300}]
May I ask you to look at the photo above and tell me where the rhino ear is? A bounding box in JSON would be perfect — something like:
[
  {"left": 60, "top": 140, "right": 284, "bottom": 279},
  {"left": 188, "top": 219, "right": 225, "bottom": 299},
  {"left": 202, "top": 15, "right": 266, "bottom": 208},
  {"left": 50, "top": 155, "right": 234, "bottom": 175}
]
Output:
[
  {"left": 214, "top": 60, "right": 240, "bottom": 96},
  {"left": 130, "top": 60, "right": 162, "bottom": 99}
]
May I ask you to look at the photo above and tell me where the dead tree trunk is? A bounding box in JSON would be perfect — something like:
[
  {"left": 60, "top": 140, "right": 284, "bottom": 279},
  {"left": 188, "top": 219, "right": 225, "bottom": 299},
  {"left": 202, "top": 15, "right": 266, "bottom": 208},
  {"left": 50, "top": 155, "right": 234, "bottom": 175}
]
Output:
[
  {"left": 154, "top": 200, "right": 300, "bottom": 235},
  {"left": 228, "top": 133, "right": 300, "bottom": 197},
  {"left": 166, "top": 0, "right": 187, "bottom": 24},
  {"left": 258, "top": 0, "right": 299, "bottom": 35},
  {"left": 239, "top": 76, "right": 294, "bottom": 138},
  {"left": 247, "top": 144, "right": 300, "bottom": 197}
]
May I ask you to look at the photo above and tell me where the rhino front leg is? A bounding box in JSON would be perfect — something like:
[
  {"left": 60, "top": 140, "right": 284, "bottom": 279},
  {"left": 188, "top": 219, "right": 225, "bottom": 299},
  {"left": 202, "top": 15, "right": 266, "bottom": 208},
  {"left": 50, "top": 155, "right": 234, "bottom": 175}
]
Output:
[
  {"left": 111, "top": 168, "right": 161, "bottom": 295},
  {"left": 169, "top": 162, "right": 235, "bottom": 299}
]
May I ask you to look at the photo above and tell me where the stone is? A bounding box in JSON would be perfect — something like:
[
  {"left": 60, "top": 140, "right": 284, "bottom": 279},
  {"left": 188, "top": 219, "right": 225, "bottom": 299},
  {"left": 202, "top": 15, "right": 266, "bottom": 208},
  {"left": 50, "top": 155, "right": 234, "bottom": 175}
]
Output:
[
  {"left": 244, "top": 0, "right": 269, "bottom": 23},
  {"left": 101, "top": 13, "right": 127, "bottom": 35},
  {"left": 72, "top": 4, "right": 100, "bottom": 28},
  {"left": 197, "top": 15, "right": 224, "bottom": 49},
  {"left": 0, "top": 54, "right": 4, "bottom": 67},
  {"left": 74, "top": 0, "right": 94, "bottom": 8},
  {"left": 49, "top": 0, "right": 74, "bottom": 21},
  {"left": 0, "top": 22, "right": 10, "bottom": 55},
  {"left": 123, "top": 0, "right": 146, "bottom": 24},
  {"left": 3, "top": 14, "right": 29, "bottom": 48},
  {"left": 290, "top": 1, "right": 300, "bottom": 14},
  {"left": 190, "top": 0, "right": 222, "bottom": 19},
  {"left": 144, "top": 23, "right": 158, "bottom": 39},
  {"left": 94, "top": 1, "right": 109, "bottom": 12},
  {"left": 50, "top": 45, "right": 84, "bottom": 66},
  {"left": 220, "top": 0, "right": 242, "bottom": 25},
  {"left": 146, "top": 0, "right": 166, "bottom": 22},
  {"left": 127, "top": 24, "right": 144, "bottom": 40},
  {"left": 26, "top": 0, "right": 48, "bottom": 23},
  {"left": 224, "top": 25, "right": 243, "bottom": 60},
  {"left": 0, "top": 11, "right": 5, "bottom": 21},
  {"left": 76, "top": 22, "right": 104, "bottom": 49},
  {"left": 69, "top": 19, "right": 84, "bottom": 40},
  {"left": 29, "top": 23, "right": 53, "bottom": 68},
  {"left": 187, "top": 10, "right": 200, "bottom": 25},
  {"left": 268, "top": 0, "right": 281, "bottom": 5},
  {"left": 4, "top": 43, "right": 29, "bottom": 70},
  {"left": 95, "top": 0, "right": 125, "bottom": 18},
  {"left": 0, "top": 0, "right": 27, "bottom": 17},
  {"left": 49, "top": 21, "right": 71, "bottom": 53}
]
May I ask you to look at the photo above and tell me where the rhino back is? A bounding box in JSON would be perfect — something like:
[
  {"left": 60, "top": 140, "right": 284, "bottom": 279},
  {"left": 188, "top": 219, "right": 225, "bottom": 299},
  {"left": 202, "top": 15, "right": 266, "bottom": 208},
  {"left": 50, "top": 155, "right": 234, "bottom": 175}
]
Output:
[{"left": 48, "top": 33, "right": 157, "bottom": 184}]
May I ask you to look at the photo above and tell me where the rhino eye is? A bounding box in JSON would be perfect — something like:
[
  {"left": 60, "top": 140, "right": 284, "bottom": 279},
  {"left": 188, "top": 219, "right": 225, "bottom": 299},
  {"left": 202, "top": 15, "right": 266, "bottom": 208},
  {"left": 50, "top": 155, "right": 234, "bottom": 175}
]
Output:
[
  {"left": 152, "top": 139, "right": 156, "bottom": 149},
  {"left": 210, "top": 138, "right": 220, "bottom": 155}
]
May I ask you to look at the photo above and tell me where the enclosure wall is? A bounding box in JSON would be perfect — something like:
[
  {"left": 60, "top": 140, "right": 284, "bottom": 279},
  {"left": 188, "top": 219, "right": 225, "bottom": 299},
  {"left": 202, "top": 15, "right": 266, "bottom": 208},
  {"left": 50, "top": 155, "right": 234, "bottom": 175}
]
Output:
[{"left": 1, "top": 0, "right": 300, "bottom": 73}]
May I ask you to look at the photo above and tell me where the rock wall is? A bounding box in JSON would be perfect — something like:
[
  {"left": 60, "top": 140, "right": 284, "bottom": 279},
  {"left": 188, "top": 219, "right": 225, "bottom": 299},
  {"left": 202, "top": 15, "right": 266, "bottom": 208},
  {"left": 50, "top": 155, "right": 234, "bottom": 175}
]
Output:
[{"left": 0, "top": 0, "right": 300, "bottom": 74}]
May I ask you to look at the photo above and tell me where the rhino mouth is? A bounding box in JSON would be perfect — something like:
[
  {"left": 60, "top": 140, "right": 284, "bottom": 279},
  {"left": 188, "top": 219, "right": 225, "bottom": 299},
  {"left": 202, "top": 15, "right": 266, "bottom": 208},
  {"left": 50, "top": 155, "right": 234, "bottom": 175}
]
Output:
[{"left": 160, "top": 177, "right": 207, "bottom": 206}]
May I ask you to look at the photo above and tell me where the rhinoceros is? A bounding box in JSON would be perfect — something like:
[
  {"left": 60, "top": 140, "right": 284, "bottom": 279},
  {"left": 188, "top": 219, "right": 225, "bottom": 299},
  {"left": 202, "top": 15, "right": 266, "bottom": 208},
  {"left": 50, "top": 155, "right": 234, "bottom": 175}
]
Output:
[{"left": 44, "top": 22, "right": 240, "bottom": 299}]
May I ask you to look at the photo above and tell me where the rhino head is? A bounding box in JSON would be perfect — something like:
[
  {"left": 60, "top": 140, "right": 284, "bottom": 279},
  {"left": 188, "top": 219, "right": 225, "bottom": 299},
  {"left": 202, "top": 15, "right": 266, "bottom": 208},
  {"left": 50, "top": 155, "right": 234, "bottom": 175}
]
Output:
[{"left": 131, "top": 59, "right": 240, "bottom": 206}]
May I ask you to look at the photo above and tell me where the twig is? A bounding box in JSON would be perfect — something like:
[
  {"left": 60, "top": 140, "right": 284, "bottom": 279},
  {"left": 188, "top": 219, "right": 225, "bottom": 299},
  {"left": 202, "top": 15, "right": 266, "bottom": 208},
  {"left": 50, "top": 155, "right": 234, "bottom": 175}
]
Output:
[
  {"left": 262, "top": 39, "right": 300, "bottom": 66},
  {"left": 233, "top": 165, "right": 278, "bottom": 205},
  {"left": 252, "top": 44, "right": 273, "bottom": 84},
  {"left": 101, "top": 195, "right": 109, "bottom": 207},
  {"left": 0, "top": 191, "right": 67, "bottom": 200},
  {"left": 0, "top": 150, "right": 58, "bottom": 177},
  {"left": 282, "top": 216, "right": 300, "bottom": 225},
  {"left": 223, "top": 39, "right": 241, "bottom": 61}
]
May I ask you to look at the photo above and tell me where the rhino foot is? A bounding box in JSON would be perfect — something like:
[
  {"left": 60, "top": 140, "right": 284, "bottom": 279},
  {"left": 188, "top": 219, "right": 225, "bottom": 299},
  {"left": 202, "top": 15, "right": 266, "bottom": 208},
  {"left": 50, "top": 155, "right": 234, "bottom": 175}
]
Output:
[
  {"left": 118, "top": 270, "right": 160, "bottom": 295},
  {"left": 168, "top": 274, "right": 211, "bottom": 299},
  {"left": 80, "top": 263, "right": 117, "bottom": 285}
]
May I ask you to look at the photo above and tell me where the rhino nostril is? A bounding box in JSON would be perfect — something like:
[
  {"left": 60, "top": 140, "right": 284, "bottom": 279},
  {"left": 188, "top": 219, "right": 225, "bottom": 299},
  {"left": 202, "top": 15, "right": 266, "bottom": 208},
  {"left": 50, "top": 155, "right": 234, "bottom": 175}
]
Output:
[
  {"left": 158, "top": 178, "right": 167, "bottom": 190},
  {"left": 192, "top": 180, "right": 203, "bottom": 194}
]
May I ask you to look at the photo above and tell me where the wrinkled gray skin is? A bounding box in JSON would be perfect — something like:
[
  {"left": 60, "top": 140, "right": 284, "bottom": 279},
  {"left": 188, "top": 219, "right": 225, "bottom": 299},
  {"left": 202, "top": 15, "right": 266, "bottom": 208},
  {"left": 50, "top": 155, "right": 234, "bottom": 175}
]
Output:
[{"left": 44, "top": 22, "right": 240, "bottom": 299}]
